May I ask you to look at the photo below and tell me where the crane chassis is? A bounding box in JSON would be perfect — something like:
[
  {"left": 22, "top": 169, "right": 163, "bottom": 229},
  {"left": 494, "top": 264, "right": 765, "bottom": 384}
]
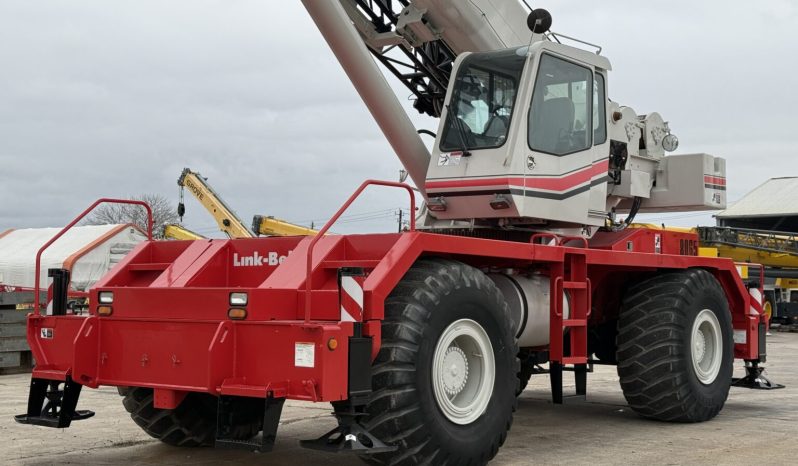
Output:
[{"left": 15, "top": 184, "right": 781, "bottom": 462}]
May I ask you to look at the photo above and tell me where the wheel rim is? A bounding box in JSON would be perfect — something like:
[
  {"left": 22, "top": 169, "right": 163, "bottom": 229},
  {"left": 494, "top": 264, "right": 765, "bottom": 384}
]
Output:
[
  {"left": 691, "top": 309, "right": 723, "bottom": 385},
  {"left": 763, "top": 300, "right": 773, "bottom": 322},
  {"left": 432, "top": 319, "right": 495, "bottom": 425}
]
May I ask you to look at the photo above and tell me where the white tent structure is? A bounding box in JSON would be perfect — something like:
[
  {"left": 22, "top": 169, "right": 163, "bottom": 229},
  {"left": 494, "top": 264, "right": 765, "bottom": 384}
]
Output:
[{"left": 0, "top": 224, "right": 146, "bottom": 292}]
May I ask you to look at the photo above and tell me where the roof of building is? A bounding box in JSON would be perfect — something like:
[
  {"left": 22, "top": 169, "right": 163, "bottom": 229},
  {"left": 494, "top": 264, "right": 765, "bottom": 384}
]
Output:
[{"left": 716, "top": 177, "right": 798, "bottom": 219}]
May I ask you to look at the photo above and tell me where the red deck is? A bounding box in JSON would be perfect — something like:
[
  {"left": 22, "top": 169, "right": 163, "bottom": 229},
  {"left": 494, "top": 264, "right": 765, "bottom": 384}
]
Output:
[
  {"left": 26, "top": 227, "right": 762, "bottom": 407},
  {"left": 21, "top": 191, "right": 764, "bottom": 409}
]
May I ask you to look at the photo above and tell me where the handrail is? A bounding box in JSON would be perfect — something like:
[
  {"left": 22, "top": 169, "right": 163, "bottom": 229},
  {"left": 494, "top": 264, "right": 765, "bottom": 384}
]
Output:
[
  {"left": 529, "top": 233, "right": 588, "bottom": 248},
  {"left": 530, "top": 233, "right": 560, "bottom": 245},
  {"left": 304, "top": 180, "right": 417, "bottom": 322},
  {"left": 561, "top": 235, "right": 589, "bottom": 249},
  {"left": 33, "top": 199, "right": 153, "bottom": 314}
]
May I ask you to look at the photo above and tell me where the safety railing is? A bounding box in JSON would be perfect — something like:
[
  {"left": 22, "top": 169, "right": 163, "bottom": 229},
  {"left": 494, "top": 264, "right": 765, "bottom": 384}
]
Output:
[
  {"left": 33, "top": 199, "right": 153, "bottom": 314},
  {"left": 304, "top": 180, "right": 417, "bottom": 322}
]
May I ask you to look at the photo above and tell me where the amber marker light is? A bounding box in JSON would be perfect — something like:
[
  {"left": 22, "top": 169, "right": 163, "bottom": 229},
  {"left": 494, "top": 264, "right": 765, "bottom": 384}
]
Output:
[
  {"left": 327, "top": 338, "right": 338, "bottom": 351},
  {"left": 228, "top": 308, "right": 247, "bottom": 320},
  {"left": 97, "top": 305, "right": 113, "bottom": 316}
]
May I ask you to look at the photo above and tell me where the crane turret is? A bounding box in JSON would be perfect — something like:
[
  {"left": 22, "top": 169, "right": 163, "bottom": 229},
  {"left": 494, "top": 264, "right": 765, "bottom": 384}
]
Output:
[{"left": 303, "top": 1, "right": 727, "bottom": 237}]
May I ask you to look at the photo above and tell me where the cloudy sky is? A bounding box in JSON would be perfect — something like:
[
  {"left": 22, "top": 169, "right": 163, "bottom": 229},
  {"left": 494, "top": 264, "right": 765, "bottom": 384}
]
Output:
[{"left": 1, "top": 0, "right": 797, "bottom": 236}]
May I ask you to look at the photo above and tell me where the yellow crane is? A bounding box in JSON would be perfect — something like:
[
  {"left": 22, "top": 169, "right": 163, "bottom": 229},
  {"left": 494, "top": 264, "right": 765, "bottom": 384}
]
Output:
[
  {"left": 696, "top": 227, "right": 798, "bottom": 268},
  {"left": 177, "top": 168, "right": 255, "bottom": 239},
  {"left": 252, "top": 215, "right": 317, "bottom": 237},
  {"left": 162, "top": 224, "right": 206, "bottom": 241},
  {"left": 697, "top": 226, "right": 798, "bottom": 324},
  {"left": 177, "top": 167, "right": 317, "bottom": 239}
]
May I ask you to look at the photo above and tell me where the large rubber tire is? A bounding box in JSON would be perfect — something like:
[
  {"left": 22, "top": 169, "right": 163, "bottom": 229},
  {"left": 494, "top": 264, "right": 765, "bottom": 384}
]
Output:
[
  {"left": 616, "top": 269, "right": 733, "bottom": 422},
  {"left": 121, "top": 387, "right": 262, "bottom": 447},
  {"left": 361, "top": 258, "right": 518, "bottom": 466}
]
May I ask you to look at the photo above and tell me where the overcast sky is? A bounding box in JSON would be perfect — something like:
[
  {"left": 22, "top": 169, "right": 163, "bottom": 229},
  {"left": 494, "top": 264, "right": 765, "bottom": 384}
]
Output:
[{"left": 1, "top": 1, "right": 797, "bottom": 236}]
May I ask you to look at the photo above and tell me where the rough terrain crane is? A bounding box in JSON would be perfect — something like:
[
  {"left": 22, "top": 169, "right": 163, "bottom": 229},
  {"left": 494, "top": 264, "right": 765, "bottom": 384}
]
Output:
[
  {"left": 177, "top": 167, "right": 255, "bottom": 238},
  {"left": 177, "top": 167, "right": 317, "bottom": 238},
  {"left": 15, "top": 2, "right": 781, "bottom": 465}
]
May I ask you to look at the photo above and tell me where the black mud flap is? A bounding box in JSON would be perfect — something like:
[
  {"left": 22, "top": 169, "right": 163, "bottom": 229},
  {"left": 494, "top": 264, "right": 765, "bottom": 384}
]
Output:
[{"left": 14, "top": 377, "right": 95, "bottom": 428}]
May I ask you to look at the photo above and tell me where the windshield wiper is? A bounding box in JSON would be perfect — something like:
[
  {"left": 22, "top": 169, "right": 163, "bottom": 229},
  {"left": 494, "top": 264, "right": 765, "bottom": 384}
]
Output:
[{"left": 446, "top": 103, "right": 472, "bottom": 157}]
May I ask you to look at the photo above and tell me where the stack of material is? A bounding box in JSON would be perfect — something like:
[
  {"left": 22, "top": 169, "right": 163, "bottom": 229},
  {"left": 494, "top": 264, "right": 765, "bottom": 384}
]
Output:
[{"left": 0, "top": 224, "right": 146, "bottom": 370}]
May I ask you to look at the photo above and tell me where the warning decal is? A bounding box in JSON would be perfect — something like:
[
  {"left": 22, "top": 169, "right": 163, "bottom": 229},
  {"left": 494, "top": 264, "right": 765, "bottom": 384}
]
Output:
[{"left": 294, "top": 342, "right": 315, "bottom": 368}]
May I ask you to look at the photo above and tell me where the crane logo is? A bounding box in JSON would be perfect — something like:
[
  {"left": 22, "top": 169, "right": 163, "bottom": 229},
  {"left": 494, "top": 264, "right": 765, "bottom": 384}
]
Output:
[
  {"left": 184, "top": 178, "right": 205, "bottom": 201},
  {"left": 233, "top": 251, "right": 289, "bottom": 267}
]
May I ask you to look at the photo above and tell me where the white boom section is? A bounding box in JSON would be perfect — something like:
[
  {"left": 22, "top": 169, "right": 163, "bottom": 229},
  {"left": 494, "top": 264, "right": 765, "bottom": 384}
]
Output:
[
  {"left": 301, "top": 0, "right": 431, "bottom": 197},
  {"left": 395, "top": 0, "right": 531, "bottom": 53}
]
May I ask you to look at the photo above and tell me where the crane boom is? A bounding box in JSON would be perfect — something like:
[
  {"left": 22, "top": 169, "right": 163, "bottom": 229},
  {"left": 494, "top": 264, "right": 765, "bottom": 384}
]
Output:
[
  {"left": 343, "top": 0, "right": 532, "bottom": 116},
  {"left": 302, "top": 0, "right": 432, "bottom": 197},
  {"left": 697, "top": 226, "right": 798, "bottom": 269},
  {"left": 252, "top": 215, "right": 318, "bottom": 237},
  {"left": 162, "top": 224, "right": 207, "bottom": 241},
  {"left": 177, "top": 168, "right": 255, "bottom": 239}
]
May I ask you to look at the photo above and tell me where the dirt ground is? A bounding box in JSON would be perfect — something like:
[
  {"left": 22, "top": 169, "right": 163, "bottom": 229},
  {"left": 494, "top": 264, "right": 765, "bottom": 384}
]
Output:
[{"left": 1, "top": 332, "right": 796, "bottom": 465}]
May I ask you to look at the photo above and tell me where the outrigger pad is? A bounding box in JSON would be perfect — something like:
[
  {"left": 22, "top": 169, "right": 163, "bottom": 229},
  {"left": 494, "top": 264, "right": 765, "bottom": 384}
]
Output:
[
  {"left": 732, "top": 364, "right": 785, "bottom": 390},
  {"left": 14, "top": 378, "right": 95, "bottom": 428},
  {"left": 300, "top": 421, "right": 397, "bottom": 454}
]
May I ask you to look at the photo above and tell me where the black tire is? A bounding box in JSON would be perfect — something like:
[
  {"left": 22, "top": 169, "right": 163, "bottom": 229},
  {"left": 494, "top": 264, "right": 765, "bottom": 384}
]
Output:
[
  {"left": 590, "top": 320, "right": 618, "bottom": 364},
  {"left": 616, "top": 269, "right": 733, "bottom": 422},
  {"left": 121, "top": 387, "right": 262, "bottom": 447},
  {"left": 516, "top": 349, "right": 546, "bottom": 395},
  {"left": 361, "top": 258, "right": 518, "bottom": 465},
  {"left": 517, "top": 364, "right": 533, "bottom": 395}
]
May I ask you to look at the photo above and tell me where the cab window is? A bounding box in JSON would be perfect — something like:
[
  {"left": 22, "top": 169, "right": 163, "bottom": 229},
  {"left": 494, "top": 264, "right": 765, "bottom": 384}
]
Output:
[
  {"left": 528, "top": 54, "right": 592, "bottom": 155},
  {"left": 593, "top": 73, "right": 607, "bottom": 145},
  {"left": 440, "top": 48, "right": 526, "bottom": 152}
]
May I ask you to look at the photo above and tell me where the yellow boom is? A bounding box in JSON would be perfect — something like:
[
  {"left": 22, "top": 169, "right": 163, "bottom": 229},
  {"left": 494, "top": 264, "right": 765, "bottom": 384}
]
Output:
[
  {"left": 162, "top": 224, "right": 206, "bottom": 241},
  {"left": 177, "top": 168, "right": 254, "bottom": 239},
  {"left": 252, "top": 215, "right": 317, "bottom": 237}
]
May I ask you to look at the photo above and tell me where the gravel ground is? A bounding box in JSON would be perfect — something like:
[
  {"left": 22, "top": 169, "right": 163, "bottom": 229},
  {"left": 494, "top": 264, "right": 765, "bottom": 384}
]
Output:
[{"left": 1, "top": 332, "right": 796, "bottom": 465}]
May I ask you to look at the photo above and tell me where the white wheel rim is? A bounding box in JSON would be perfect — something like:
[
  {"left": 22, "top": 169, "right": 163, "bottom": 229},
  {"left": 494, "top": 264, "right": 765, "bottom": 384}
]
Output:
[
  {"left": 432, "top": 319, "right": 495, "bottom": 425},
  {"left": 691, "top": 309, "right": 723, "bottom": 385}
]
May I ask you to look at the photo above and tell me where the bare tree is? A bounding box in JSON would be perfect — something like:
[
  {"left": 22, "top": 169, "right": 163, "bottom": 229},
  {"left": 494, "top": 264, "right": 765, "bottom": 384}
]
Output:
[{"left": 84, "top": 194, "right": 179, "bottom": 239}]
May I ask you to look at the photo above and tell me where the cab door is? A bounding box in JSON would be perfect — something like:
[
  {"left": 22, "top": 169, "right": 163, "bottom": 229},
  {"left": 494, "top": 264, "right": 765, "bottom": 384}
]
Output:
[{"left": 521, "top": 51, "right": 608, "bottom": 227}]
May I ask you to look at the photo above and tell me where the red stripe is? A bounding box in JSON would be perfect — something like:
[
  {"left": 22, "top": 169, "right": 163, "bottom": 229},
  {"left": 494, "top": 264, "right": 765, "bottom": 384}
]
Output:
[
  {"left": 340, "top": 289, "right": 362, "bottom": 320},
  {"left": 426, "top": 160, "right": 609, "bottom": 192},
  {"left": 703, "top": 175, "right": 726, "bottom": 186},
  {"left": 750, "top": 291, "right": 763, "bottom": 315}
]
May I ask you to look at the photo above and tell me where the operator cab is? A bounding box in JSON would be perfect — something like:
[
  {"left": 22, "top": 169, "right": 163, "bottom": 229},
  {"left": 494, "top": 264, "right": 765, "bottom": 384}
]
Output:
[{"left": 426, "top": 39, "right": 612, "bottom": 230}]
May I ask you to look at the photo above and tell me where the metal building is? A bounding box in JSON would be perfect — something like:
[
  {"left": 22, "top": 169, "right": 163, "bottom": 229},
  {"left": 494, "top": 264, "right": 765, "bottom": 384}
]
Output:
[{"left": 716, "top": 177, "right": 798, "bottom": 232}]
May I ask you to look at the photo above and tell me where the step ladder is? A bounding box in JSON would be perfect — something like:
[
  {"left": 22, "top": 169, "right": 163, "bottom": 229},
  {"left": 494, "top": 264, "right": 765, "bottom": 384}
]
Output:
[{"left": 549, "top": 251, "right": 591, "bottom": 404}]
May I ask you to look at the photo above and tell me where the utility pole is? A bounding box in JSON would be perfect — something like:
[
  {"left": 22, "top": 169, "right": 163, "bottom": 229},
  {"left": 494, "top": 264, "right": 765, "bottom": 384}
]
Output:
[{"left": 396, "top": 209, "right": 403, "bottom": 233}]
